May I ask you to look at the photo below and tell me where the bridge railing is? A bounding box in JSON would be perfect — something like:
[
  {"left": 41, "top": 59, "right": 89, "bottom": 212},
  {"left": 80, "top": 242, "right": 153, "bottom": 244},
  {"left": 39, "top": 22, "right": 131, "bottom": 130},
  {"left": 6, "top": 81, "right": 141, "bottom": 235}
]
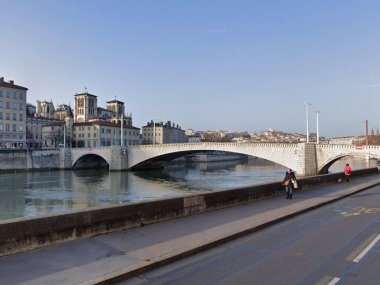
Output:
[{"left": 129, "top": 142, "right": 299, "bottom": 149}]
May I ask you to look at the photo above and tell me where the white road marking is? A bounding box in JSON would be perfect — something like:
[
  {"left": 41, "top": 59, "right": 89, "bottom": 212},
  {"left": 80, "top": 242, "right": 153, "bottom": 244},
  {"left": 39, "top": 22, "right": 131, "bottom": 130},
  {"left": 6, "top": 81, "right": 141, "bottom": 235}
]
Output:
[
  {"left": 353, "top": 233, "right": 380, "bottom": 263},
  {"left": 327, "top": 277, "right": 340, "bottom": 285}
]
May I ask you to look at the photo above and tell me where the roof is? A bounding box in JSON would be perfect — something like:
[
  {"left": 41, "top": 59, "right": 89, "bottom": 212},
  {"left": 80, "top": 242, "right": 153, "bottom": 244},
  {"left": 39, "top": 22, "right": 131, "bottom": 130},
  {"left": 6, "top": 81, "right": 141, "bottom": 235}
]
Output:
[
  {"left": 74, "top": 120, "right": 140, "bottom": 130},
  {"left": 74, "top": 92, "right": 97, "bottom": 97},
  {"left": 106, "top": 100, "right": 124, "bottom": 104},
  {"left": 0, "top": 78, "right": 28, "bottom": 91}
]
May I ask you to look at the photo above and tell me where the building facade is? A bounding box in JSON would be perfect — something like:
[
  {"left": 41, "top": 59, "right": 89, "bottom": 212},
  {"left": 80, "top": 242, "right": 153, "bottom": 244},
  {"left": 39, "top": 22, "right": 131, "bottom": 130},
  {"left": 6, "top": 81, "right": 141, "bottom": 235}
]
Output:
[
  {"left": 73, "top": 120, "right": 140, "bottom": 148},
  {"left": 42, "top": 120, "right": 65, "bottom": 149},
  {"left": 142, "top": 120, "right": 188, "bottom": 144},
  {"left": 0, "top": 77, "right": 28, "bottom": 149}
]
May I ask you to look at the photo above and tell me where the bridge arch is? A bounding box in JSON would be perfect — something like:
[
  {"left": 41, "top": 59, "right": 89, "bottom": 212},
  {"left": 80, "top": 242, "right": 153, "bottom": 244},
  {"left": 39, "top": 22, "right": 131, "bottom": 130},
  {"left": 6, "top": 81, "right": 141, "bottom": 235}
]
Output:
[
  {"left": 128, "top": 143, "right": 299, "bottom": 171},
  {"left": 318, "top": 152, "right": 379, "bottom": 174},
  {"left": 73, "top": 153, "right": 110, "bottom": 169}
]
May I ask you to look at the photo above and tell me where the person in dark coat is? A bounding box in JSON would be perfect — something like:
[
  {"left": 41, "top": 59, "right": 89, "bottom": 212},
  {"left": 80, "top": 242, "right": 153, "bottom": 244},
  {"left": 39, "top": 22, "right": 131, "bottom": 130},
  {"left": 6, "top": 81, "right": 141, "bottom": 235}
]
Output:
[{"left": 282, "top": 168, "right": 296, "bottom": 200}]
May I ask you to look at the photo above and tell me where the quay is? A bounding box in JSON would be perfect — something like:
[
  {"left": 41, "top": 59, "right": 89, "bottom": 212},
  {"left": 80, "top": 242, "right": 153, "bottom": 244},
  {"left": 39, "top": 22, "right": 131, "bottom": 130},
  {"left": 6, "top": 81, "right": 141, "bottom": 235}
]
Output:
[{"left": 0, "top": 168, "right": 379, "bottom": 284}]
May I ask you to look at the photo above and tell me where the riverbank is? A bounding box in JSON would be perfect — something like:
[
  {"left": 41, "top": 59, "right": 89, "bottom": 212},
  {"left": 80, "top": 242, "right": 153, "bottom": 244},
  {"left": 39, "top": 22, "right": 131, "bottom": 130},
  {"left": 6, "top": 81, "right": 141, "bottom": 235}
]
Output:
[{"left": 0, "top": 167, "right": 377, "bottom": 257}]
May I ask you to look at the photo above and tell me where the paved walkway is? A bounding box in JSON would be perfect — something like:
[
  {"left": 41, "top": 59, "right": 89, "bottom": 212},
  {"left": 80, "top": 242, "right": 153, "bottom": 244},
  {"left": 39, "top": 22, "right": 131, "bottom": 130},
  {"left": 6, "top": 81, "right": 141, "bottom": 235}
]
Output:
[{"left": 1, "top": 175, "right": 380, "bottom": 285}]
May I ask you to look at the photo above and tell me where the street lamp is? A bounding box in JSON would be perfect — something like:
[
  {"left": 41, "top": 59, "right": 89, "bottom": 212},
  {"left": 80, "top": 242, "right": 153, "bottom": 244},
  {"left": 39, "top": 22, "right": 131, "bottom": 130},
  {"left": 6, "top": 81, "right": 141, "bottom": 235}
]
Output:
[
  {"left": 153, "top": 121, "right": 156, "bottom": 145},
  {"left": 120, "top": 112, "right": 124, "bottom": 147},
  {"left": 315, "top": 110, "right": 320, "bottom": 144},
  {"left": 305, "top": 102, "right": 311, "bottom": 143}
]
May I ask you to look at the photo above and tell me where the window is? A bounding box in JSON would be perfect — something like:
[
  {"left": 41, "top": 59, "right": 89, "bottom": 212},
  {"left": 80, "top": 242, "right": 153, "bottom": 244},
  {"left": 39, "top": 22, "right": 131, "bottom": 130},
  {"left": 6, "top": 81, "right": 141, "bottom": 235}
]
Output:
[
  {"left": 6, "top": 102, "right": 10, "bottom": 109},
  {"left": 0, "top": 101, "right": 2, "bottom": 108},
  {"left": 0, "top": 112, "right": 2, "bottom": 120},
  {"left": 0, "top": 91, "right": 2, "bottom": 97},
  {"left": 19, "top": 125, "right": 23, "bottom": 131},
  {"left": 19, "top": 92, "right": 23, "bottom": 100},
  {"left": 13, "top": 92, "right": 17, "bottom": 99},
  {"left": 6, "top": 92, "right": 10, "bottom": 98},
  {"left": 19, "top": 103, "right": 23, "bottom": 110},
  {"left": 12, "top": 103, "right": 17, "bottom": 110},
  {"left": 19, "top": 114, "right": 23, "bottom": 121},
  {"left": 93, "top": 133, "right": 96, "bottom": 138},
  {"left": 6, "top": 113, "right": 10, "bottom": 120},
  {"left": 12, "top": 124, "right": 17, "bottom": 131},
  {"left": 13, "top": 113, "right": 16, "bottom": 120},
  {"left": 0, "top": 123, "right": 2, "bottom": 131}
]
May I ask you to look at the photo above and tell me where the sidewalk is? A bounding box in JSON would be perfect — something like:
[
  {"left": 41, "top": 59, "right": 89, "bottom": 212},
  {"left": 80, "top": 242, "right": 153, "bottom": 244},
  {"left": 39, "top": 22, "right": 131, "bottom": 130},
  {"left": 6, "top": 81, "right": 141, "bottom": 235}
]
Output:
[{"left": 1, "top": 175, "right": 380, "bottom": 285}]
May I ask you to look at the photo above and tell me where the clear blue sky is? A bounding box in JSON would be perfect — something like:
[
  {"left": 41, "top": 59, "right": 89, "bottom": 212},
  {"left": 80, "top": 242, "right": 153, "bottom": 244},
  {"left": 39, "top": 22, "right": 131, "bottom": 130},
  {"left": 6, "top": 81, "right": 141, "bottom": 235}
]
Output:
[{"left": 1, "top": 0, "right": 380, "bottom": 138}]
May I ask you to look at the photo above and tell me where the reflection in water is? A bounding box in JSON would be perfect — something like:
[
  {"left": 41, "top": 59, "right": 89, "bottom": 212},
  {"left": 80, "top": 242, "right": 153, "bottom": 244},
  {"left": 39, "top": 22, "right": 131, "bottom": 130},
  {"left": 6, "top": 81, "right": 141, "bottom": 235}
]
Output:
[{"left": 0, "top": 156, "right": 377, "bottom": 221}]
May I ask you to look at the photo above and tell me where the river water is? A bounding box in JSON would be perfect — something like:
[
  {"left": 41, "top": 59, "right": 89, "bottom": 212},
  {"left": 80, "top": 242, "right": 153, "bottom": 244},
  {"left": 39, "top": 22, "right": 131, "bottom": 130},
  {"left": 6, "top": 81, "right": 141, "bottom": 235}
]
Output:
[{"left": 0, "top": 157, "right": 376, "bottom": 221}]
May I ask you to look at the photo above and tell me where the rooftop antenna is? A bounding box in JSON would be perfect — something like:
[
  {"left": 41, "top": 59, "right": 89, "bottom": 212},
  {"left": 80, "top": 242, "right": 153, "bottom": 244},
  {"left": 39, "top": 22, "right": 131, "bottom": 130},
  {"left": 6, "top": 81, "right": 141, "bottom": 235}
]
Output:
[{"left": 85, "top": 87, "right": 88, "bottom": 93}]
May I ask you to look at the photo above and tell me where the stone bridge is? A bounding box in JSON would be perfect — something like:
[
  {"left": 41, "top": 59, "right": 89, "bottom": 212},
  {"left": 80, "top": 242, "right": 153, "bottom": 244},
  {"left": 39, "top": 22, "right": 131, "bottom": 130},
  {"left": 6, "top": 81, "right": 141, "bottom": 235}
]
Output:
[{"left": 66, "top": 143, "right": 380, "bottom": 176}]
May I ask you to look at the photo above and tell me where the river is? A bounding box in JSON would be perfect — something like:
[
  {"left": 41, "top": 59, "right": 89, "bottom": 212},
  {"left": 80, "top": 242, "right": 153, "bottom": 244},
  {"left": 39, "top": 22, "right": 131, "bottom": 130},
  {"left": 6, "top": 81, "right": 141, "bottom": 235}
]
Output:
[{"left": 0, "top": 157, "right": 376, "bottom": 221}]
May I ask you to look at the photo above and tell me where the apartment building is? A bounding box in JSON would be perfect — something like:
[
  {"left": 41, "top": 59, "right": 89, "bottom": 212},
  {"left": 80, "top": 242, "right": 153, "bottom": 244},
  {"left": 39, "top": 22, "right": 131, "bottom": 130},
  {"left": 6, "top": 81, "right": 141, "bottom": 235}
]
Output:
[
  {"left": 73, "top": 120, "right": 140, "bottom": 147},
  {"left": 0, "top": 77, "right": 28, "bottom": 149},
  {"left": 141, "top": 120, "right": 188, "bottom": 144}
]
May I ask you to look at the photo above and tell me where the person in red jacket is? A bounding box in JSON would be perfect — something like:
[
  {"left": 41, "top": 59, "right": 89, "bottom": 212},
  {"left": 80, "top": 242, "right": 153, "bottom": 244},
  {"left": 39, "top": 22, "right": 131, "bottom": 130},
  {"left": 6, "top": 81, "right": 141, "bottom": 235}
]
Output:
[{"left": 344, "top": 163, "right": 352, "bottom": 183}]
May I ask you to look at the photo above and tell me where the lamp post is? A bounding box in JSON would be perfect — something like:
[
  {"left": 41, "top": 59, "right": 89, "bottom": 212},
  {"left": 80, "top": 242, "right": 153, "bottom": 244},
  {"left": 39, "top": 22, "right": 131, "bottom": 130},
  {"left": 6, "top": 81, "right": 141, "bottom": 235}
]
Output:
[
  {"left": 305, "top": 102, "right": 311, "bottom": 143},
  {"left": 120, "top": 112, "right": 124, "bottom": 147},
  {"left": 63, "top": 124, "right": 66, "bottom": 150},
  {"left": 153, "top": 120, "right": 156, "bottom": 145},
  {"left": 315, "top": 110, "right": 320, "bottom": 144}
]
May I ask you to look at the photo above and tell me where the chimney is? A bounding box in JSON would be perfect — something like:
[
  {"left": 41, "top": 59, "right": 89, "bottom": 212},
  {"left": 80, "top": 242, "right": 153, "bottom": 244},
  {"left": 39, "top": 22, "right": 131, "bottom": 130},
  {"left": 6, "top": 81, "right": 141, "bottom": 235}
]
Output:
[
  {"left": 0, "top": 77, "right": 4, "bottom": 82},
  {"left": 9, "top": 80, "right": 14, "bottom": 85}
]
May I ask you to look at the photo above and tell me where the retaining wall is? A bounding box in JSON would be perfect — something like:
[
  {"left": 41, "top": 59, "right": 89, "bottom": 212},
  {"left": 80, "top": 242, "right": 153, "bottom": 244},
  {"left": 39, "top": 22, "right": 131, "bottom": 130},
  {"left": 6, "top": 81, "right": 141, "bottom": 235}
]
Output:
[
  {"left": 0, "top": 150, "right": 61, "bottom": 171},
  {"left": 0, "top": 168, "right": 377, "bottom": 257}
]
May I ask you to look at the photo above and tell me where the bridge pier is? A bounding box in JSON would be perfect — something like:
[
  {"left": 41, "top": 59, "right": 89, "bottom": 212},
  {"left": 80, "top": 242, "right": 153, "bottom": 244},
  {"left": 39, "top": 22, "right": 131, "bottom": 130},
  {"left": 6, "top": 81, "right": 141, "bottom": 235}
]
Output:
[
  {"left": 109, "top": 146, "right": 129, "bottom": 171},
  {"left": 295, "top": 143, "right": 318, "bottom": 177}
]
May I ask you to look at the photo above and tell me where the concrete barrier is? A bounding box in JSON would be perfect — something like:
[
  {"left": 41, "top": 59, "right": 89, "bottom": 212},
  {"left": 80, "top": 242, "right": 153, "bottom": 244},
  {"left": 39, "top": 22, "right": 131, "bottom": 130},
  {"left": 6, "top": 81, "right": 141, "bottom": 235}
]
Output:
[{"left": 0, "top": 168, "right": 377, "bottom": 257}]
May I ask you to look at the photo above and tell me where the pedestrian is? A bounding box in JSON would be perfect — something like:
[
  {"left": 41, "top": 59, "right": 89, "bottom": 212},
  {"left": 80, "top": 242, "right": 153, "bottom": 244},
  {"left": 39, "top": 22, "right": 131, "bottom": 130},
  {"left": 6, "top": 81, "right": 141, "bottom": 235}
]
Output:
[
  {"left": 282, "top": 168, "right": 297, "bottom": 200},
  {"left": 344, "top": 163, "right": 352, "bottom": 183},
  {"left": 377, "top": 160, "right": 380, "bottom": 174}
]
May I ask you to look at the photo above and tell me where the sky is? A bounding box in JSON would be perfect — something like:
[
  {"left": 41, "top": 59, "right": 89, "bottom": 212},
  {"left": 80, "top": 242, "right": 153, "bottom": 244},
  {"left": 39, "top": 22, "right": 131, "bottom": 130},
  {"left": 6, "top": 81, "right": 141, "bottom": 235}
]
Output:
[{"left": 1, "top": 0, "right": 380, "bottom": 138}]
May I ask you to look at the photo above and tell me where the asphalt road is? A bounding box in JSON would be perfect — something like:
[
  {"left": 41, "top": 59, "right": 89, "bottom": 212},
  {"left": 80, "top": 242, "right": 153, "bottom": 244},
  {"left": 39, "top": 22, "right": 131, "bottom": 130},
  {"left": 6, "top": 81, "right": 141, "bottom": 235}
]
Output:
[{"left": 122, "top": 185, "right": 380, "bottom": 285}]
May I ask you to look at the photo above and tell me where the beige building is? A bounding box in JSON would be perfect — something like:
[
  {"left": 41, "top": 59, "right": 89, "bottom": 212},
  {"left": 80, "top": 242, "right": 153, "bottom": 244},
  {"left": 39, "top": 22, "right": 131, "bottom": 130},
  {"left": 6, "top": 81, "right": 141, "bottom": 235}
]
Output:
[
  {"left": 0, "top": 77, "right": 28, "bottom": 149},
  {"left": 142, "top": 120, "right": 188, "bottom": 144},
  {"left": 73, "top": 120, "right": 140, "bottom": 148}
]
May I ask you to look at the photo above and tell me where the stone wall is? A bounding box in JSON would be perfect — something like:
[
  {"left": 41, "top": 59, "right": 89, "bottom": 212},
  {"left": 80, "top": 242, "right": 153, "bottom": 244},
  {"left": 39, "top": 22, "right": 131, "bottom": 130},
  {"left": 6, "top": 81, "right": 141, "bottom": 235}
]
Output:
[
  {"left": 0, "top": 150, "right": 61, "bottom": 171},
  {"left": 0, "top": 151, "right": 27, "bottom": 170}
]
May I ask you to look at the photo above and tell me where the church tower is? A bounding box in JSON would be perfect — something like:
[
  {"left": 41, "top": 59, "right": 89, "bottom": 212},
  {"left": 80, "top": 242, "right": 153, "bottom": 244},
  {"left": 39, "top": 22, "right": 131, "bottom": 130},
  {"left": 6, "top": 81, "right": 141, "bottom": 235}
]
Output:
[{"left": 74, "top": 92, "right": 98, "bottom": 122}]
